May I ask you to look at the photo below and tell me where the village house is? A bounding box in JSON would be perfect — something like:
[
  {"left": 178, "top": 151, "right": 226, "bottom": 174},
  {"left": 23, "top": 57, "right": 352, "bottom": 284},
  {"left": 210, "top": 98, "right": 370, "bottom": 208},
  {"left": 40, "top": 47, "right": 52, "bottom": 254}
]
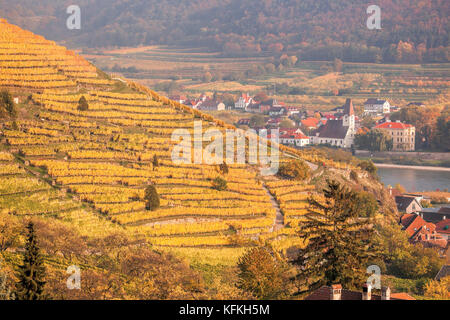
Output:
[
  {"left": 184, "top": 99, "right": 202, "bottom": 109},
  {"left": 237, "top": 118, "right": 250, "bottom": 126},
  {"left": 400, "top": 213, "right": 448, "bottom": 252},
  {"left": 234, "top": 93, "right": 253, "bottom": 109},
  {"left": 267, "top": 118, "right": 282, "bottom": 128},
  {"left": 375, "top": 121, "right": 415, "bottom": 151},
  {"left": 279, "top": 132, "right": 310, "bottom": 147},
  {"left": 269, "top": 106, "right": 285, "bottom": 117},
  {"left": 305, "top": 284, "right": 414, "bottom": 300},
  {"left": 364, "top": 98, "right": 391, "bottom": 116},
  {"left": 435, "top": 219, "right": 450, "bottom": 241},
  {"left": 246, "top": 102, "right": 271, "bottom": 113},
  {"left": 310, "top": 99, "right": 356, "bottom": 148},
  {"left": 198, "top": 93, "right": 207, "bottom": 102},
  {"left": 169, "top": 94, "right": 186, "bottom": 104},
  {"left": 284, "top": 106, "right": 300, "bottom": 116},
  {"left": 264, "top": 98, "right": 283, "bottom": 108},
  {"left": 278, "top": 128, "right": 310, "bottom": 147},
  {"left": 419, "top": 206, "right": 450, "bottom": 224},
  {"left": 197, "top": 99, "right": 225, "bottom": 111},
  {"left": 279, "top": 128, "right": 303, "bottom": 135},
  {"left": 395, "top": 196, "right": 422, "bottom": 213}
]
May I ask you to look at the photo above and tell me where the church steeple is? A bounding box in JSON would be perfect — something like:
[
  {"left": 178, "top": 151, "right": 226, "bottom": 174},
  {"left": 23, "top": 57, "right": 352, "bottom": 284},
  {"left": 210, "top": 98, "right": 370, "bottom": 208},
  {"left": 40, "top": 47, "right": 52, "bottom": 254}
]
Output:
[
  {"left": 342, "top": 98, "right": 355, "bottom": 129},
  {"left": 343, "top": 98, "right": 354, "bottom": 116}
]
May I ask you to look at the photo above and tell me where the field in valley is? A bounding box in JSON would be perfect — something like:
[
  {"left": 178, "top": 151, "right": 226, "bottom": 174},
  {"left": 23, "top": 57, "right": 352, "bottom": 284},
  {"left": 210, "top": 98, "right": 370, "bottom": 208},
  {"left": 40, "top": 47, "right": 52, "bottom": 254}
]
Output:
[{"left": 84, "top": 46, "right": 450, "bottom": 111}]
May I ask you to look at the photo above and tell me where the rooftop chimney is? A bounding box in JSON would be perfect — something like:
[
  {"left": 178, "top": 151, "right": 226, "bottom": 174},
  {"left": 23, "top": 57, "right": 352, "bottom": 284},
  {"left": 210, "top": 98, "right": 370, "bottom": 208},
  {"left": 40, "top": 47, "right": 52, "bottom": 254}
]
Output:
[
  {"left": 362, "top": 284, "right": 372, "bottom": 300},
  {"left": 330, "top": 284, "right": 342, "bottom": 300},
  {"left": 381, "top": 287, "right": 391, "bottom": 300}
]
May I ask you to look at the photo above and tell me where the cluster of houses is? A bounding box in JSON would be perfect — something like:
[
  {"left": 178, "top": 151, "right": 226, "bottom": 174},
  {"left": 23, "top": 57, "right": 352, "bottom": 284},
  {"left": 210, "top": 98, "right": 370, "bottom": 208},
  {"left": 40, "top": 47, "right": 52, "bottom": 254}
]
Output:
[
  {"left": 169, "top": 92, "right": 417, "bottom": 152},
  {"left": 392, "top": 190, "right": 450, "bottom": 257},
  {"left": 235, "top": 93, "right": 417, "bottom": 151},
  {"left": 394, "top": 191, "right": 450, "bottom": 286},
  {"left": 169, "top": 94, "right": 226, "bottom": 111},
  {"left": 235, "top": 93, "right": 358, "bottom": 148}
]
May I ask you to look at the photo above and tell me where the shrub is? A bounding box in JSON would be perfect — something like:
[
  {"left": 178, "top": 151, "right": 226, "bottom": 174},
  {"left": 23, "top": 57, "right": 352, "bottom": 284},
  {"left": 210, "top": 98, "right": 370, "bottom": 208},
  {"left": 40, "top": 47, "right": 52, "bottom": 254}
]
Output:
[
  {"left": 144, "top": 185, "right": 160, "bottom": 211},
  {"left": 0, "top": 90, "right": 16, "bottom": 118},
  {"left": 278, "top": 159, "right": 310, "bottom": 180},
  {"left": 358, "top": 160, "right": 377, "bottom": 176},
  {"left": 77, "top": 96, "right": 89, "bottom": 111},
  {"left": 237, "top": 247, "right": 291, "bottom": 299},
  {"left": 219, "top": 162, "right": 229, "bottom": 175},
  {"left": 212, "top": 177, "right": 227, "bottom": 191}
]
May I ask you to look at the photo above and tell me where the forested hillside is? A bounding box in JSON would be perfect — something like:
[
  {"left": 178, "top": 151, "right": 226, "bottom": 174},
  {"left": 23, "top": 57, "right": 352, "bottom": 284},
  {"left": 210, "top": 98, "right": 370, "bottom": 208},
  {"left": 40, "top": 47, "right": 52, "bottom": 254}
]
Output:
[{"left": 1, "top": 0, "right": 448, "bottom": 62}]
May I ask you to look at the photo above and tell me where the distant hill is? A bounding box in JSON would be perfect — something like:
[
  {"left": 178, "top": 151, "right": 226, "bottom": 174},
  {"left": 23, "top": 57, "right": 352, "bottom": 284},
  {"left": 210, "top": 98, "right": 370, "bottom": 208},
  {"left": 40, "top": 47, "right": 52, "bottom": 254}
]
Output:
[{"left": 1, "top": 0, "right": 449, "bottom": 63}]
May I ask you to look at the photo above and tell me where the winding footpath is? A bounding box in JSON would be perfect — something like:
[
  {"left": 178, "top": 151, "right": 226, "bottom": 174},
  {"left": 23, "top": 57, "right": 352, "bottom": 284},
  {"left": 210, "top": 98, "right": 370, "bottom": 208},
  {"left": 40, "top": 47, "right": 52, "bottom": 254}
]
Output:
[{"left": 262, "top": 184, "right": 284, "bottom": 232}]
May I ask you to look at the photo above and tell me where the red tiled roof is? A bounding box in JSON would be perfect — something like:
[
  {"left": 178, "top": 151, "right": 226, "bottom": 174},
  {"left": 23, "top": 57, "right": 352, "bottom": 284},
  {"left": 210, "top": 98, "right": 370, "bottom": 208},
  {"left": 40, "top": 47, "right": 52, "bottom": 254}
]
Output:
[
  {"left": 375, "top": 122, "right": 413, "bottom": 130},
  {"left": 402, "top": 214, "right": 435, "bottom": 238},
  {"left": 280, "top": 133, "right": 309, "bottom": 140},
  {"left": 400, "top": 213, "right": 417, "bottom": 228},
  {"left": 436, "top": 219, "right": 450, "bottom": 234},
  {"left": 301, "top": 117, "right": 320, "bottom": 128},
  {"left": 391, "top": 293, "right": 416, "bottom": 300},
  {"left": 294, "top": 133, "right": 309, "bottom": 140}
]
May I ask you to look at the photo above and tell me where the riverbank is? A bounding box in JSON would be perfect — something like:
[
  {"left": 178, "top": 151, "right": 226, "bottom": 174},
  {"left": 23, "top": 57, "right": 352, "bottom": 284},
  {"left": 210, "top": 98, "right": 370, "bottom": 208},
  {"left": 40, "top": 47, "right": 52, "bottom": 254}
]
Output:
[
  {"left": 355, "top": 150, "right": 450, "bottom": 168},
  {"left": 375, "top": 163, "right": 450, "bottom": 172}
]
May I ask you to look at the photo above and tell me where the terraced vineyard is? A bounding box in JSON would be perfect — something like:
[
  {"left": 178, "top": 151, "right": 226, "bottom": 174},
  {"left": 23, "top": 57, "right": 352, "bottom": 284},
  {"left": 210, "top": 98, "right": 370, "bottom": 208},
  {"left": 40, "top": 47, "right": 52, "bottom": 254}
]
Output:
[
  {"left": 0, "top": 19, "right": 113, "bottom": 90},
  {"left": 0, "top": 18, "right": 353, "bottom": 265}
]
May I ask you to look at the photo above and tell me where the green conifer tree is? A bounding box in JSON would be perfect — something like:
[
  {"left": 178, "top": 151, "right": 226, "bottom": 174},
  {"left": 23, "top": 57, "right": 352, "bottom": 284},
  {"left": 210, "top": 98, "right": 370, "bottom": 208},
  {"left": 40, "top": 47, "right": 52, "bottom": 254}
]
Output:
[
  {"left": 15, "top": 222, "right": 46, "bottom": 300},
  {"left": 294, "top": 180, "right": 379, "bottom": 293}
]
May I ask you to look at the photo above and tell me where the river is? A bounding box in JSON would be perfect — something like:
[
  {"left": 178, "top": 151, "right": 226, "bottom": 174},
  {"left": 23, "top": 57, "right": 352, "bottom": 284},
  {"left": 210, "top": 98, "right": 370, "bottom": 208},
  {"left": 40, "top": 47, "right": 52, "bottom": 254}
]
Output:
[{"left": 376, "top": 165, "right": 450, "bottom": 192}]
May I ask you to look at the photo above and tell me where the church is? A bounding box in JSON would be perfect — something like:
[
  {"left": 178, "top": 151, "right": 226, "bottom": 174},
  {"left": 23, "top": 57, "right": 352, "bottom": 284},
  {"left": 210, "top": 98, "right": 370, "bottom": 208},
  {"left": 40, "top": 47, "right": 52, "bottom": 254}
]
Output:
[{"left": 310, "top": 99, "right": 356, "bottom": 149}]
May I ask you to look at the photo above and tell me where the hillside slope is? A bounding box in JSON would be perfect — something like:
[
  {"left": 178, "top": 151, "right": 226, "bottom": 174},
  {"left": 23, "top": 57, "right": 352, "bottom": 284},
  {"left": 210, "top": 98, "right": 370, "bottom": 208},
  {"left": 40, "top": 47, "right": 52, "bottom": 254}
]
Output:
[{"left": 0, "top": 19, "right": 395, "bottom": 278}]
